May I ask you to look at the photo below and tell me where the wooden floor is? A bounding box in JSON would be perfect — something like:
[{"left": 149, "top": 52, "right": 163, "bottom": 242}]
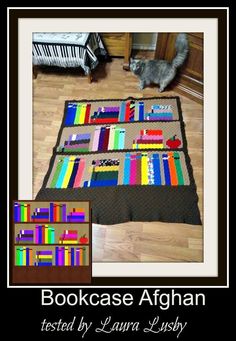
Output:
[{"left": 33, "top": 58, "right": 203, "bottom": 262}]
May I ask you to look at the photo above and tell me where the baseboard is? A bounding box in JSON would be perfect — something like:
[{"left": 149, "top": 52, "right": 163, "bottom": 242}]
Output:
[
  {"left": 173, "top": 75, "right": 203, "bottom": 104},
  {"left": 132, "top": 43, "right": 156, "bottom": 51},
  {"left": 175, "top": 84, "right": 203, "bottom": 104}
]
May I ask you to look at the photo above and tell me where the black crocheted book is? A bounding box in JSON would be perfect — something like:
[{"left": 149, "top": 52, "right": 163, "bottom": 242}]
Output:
[{"left": 36, "top": 97, "right": 201, "bottom": 225}]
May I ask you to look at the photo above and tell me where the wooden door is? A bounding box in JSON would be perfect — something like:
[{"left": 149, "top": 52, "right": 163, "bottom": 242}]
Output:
[
  {"left": 101, "top": 33, "right": 132, "bottom": 70},
  {"left": 155, "top": 33, "right": 203, "bottom": 103}
]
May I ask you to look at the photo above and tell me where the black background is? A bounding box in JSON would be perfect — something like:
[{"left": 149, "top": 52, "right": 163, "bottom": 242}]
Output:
[{"left": 1, "top": 288, "right": 233, "bottom": 339}]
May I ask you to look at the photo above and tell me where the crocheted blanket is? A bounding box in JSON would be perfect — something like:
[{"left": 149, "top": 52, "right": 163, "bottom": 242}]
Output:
[{"left": 36, "top": 97, "right": 201, "bottom": 225}]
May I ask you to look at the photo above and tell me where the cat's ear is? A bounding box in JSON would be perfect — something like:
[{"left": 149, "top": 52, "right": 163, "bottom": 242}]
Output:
[{"left": 130, "top": 57, "right": 133, "bottom": 63}]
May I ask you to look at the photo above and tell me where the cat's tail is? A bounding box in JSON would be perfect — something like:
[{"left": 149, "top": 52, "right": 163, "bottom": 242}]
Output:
[{"left": 171, "top": 33, "right": 189, "bottom": 68}]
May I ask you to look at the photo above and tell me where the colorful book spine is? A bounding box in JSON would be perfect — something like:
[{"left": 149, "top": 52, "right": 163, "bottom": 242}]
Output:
[
  {"left": 35, "top": 250, "right": 53, "bottom": 266},
  {"left": 145, "top": 112, "right": 173, "bottom": 121},
  {"left": 123, "top": 152, "right": 164, "bottom": 186},
  {"left": 133, "top": 130, "right": 164, "bottom": 150},
  {"left": 90, "top": 106, "right": 119, "bottom": 123},
  {"left": 65, "top": 247, "right": 69, "bottom": 266},
  {"left": 74, "top": 104, "right": 81, "bottom": 124},
  {"left": 152, "top": 154, "right": 162, "bottom": 185},
  {"left": 31, "top": 208, "right": 49, "bottom": 222},
  {"left": 14, "top": 203, "right": 20, "bottom": 222},
  {"left": 65, "top": 103, "right": 91, "bottom": 125},
  {"left": 83, "top": 248, "right": 86, "bottom": 266},
  {"left": 119, "top": 101, "right": 126, "bottom": 122},
  {"left": 58, "top": 133, "right": 91, "bottom": 153},
  {"left": 65, "top": 103, "right": 77, "bottom": 125},
  {"left": 16, "top": 247, "right": 22, "bottom": 265},
  {"left": 80, "top": 248, "right": 84, "bottom": 265},
  {"left": 92, "top": 126, "right": 126, "bottom": 152},
  {"left": 62, "top": 204, "right": 67, "bottom": 221},
  {"left": 22, "top": 204, "right": 27, "bottom": 221},
  {"left": 35, "top": 225, "right": 55, "bottom": 244},
  {"left": 48, "top": 227, "right": 55, "bottom": 244},
  {"left": 68, "top": 249, "right": 71, "bottom": 266},
  {"left": 68, "top": 158, "right": 80, "bottom": 188},
  {"left": 173, "top": 152, "right": 184, "bottom": 185},
  {"left": 168, "top": 151, "right": 178, "bottom": 186},
  {"left": 139, "top": 102, "right": 144, "bottom": 121},
  {"left": 71, "top": 247, "right": 75, "bottom": 266},
  {"left": 38, "top": 225, "right": 42, "bottom": 244},
  {"left": 59, "top": 230, "right": 78, "bottom": 244},
  {"left": 54, "top": 247, "right": 84, "bottom": 266},
  {"left": 130, "top": 155, "right": 137, "bottom": 185},
  {"left": 65, "top": 101, "right": 175, "bottom": 124},
  {"left": 15, "top": 229, "right": 34, "bottom": 243},
  {"left": 92, "top": 127, "right": 101, "bottom": 151},
  {"left": 35, "top": 225, "right": 39, "bottom": 244},
  {"left": 84, "top": 103, "right": 91, "bottom": 123},
  {"left": 108, "top": 125, "right": 116, "bottom": 150},
  {"left": 50, "top": 157, "right": 64, "bottom": 188},
  {"left": 76, "top": 248, "right": 80, "bottom": 266},
  {"left": 61, "top": 247, "right": 65, "bottom": 266},
  {"left": 136, "top": 153, "right": 142, "bottom": 185},
  {"left": 50, "top": 157, "right": 86, "bottom": 189},
  {"left": 14, "top": 203, "right": 30, "bottom": 222},
  {"left": 123, "top": 153, "right": 131, "bottom": 185},
  {"left": 84, "top": 159, "right": 120, "bottom": 187},
  {"left": 90, "top": 118, "right": 118, "bottom": 124},
  {"left": 55, "top": 247, "right": 59, "bottom": 266},
  {"left": 125, "top": 101, "right": 130, "bottom": 121},
  {"left": 162, "top": 154, "right": 171, "bottom": 185},
  {"left": 129, "top": 101, "right": 135, "bottom": 121},
  {"left": 113, "top": 128, "right": 120, "bottom": 150},
  {"left": 56, "top": 157, "right": 69, "bottom": 189},
  {"left": 67, "top": 212, "right": 85, "bottom": 222},
  {"left": 16, "top": 246, "right": 88, "bottom": 266},
  {"left": 73, "top": 158, "right": 85, "bottom": 188},
  {"left": 141, "top": 153, "right": 149, "bottom": 185},
  {"left": 98, "top": 127, "right": 106, "bottom": 151},
  {"left": 16, "top": 247, "right": 33, "bottom": 266},
  {"left": 161, "top": 152, "right": 185, "bottom": 186},
  {"left": 79, "top": 104, "right": 87, "bottom": 125},
  {"left": 148, "top": 157, "right": 155, "bottom": 185},
  {"left": 49, "top": 203, "right": 54, "bottom": 222},
  {"left": 118, "top": 128, "right": 125, "bottom": 149},
  {"left": 134, "top": 102, "right": 139, "bottom": 121},
  {"left": 61, "top": 156, "right": 76, "bottom": 188},
  {"left": 103, "top": 126, "right": 110, "bottom": 151}
]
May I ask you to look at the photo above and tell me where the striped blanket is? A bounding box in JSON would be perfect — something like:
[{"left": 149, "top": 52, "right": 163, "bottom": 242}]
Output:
[{"left": 32, "top": 33, "right": 107, "bottom": 74}]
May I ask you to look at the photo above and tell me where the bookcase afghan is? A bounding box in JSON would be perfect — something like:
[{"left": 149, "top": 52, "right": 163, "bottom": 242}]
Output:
[
  {"left": 12, "top": 201, "right": 91, "bottom": 284},
  {"left": 36, "top": 97, "right": 201, "bottom": 225}
]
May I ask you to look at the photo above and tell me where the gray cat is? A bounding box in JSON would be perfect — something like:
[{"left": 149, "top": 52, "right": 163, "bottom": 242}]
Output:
[{"left": 130, "top": 33, "right": 189, "bottom": 92}]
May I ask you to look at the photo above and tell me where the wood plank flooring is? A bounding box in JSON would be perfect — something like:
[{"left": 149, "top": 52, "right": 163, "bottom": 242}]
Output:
[{"left": 33, "top": 58, "right": 203, "bottom": 262}]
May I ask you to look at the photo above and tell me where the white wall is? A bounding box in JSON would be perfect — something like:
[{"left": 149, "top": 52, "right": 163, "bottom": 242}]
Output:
[{"left": 132, "top": 33, "right": 158, "bottom": 50}]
